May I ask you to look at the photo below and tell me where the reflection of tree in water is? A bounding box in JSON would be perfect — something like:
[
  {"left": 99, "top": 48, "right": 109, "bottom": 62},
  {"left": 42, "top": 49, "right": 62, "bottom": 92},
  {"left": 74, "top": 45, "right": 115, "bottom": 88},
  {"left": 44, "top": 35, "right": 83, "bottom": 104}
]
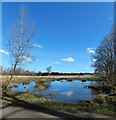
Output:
[
  {"left": 90, "top": 81, "right": 96, "bottom": 86},
  {"left": 90, "top": 81, "right": 106, "bottom": 86},
  {"left": 90, "top": 88, "right": 98, "bottom": 96},
  {"left": 90, "top": 81, "right": 107, "bottom": 95}
]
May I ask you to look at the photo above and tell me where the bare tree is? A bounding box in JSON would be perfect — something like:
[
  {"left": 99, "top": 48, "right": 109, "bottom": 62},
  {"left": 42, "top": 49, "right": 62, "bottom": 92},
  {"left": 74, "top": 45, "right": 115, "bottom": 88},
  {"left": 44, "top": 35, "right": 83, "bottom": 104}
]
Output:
[
  {"left": 0, "top": 65, "right": 3, "bottom": 75},
  {"left": 7, "top": 6, "right": 35, "bottom": 89},
  {"left": 46, "top": 66, "right": 52, "bottom": 76},
  {"left": 93, "top": 29, "right": 116, "bottom": 85}
]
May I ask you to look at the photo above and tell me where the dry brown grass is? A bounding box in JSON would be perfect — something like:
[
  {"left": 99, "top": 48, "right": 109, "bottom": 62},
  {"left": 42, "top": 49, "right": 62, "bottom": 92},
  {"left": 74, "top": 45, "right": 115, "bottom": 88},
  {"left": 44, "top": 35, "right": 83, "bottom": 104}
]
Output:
[{"left": 1, "top": 75, "right": 96, "bottom": 84}]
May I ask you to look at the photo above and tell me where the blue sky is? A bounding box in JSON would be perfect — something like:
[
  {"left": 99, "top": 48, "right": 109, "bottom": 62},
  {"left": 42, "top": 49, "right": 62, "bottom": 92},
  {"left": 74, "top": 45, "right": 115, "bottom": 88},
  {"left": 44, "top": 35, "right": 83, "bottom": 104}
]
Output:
[{"left": 1, "top": 2, "right": 114, "bottom": 73}]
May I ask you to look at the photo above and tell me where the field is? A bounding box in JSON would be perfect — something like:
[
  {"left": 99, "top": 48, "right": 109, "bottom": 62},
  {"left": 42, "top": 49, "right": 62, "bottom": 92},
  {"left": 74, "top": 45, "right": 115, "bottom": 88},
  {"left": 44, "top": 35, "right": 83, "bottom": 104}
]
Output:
[
  {"left": 1, "top": 75, "right": 116, "bottom": 117},
  {"left": 1, "top": 75, "right": 98, "bottom": 88},
  {"left": 1, "top": 75, "right": 97, "bottom": 82}
]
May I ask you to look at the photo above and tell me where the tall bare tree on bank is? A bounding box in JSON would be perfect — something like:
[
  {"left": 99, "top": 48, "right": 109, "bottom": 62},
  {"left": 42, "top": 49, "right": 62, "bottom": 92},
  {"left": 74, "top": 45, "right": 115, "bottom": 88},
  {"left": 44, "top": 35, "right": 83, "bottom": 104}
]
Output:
[
  {"left": 7, "top": 6, "right": 35, "bottom": 89},
  {"left": 93, "top": 28, "right": 116, "bottom": 86},
  {"left": 46, "top": 66, "right": 52, "bottom": 76}
]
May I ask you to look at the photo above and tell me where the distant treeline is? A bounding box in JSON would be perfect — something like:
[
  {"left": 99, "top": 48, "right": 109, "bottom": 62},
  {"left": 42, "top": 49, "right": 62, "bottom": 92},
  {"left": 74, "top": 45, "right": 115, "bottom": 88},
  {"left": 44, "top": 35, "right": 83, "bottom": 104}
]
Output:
[
  {"left": 0, "top": 67, "right": 94, "bottom": 76},
  {"left": 38, "top": 72, "right": 94, "bottom": 76}
]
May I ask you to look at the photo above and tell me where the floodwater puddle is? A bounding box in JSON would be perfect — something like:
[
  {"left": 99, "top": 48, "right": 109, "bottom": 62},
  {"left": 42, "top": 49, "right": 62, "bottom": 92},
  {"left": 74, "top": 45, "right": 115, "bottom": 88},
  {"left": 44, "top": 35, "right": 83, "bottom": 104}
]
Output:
[{"left": 11, "top": 79, "right": 98, "bottom": 104}]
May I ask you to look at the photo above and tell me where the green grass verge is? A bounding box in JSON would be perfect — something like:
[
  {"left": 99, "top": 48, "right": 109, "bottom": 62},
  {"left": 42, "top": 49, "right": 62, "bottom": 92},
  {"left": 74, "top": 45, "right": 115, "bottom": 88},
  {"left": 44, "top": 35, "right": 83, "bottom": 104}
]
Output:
[{"left": 2, "top": 90, "right": 116, "bottom": 117}]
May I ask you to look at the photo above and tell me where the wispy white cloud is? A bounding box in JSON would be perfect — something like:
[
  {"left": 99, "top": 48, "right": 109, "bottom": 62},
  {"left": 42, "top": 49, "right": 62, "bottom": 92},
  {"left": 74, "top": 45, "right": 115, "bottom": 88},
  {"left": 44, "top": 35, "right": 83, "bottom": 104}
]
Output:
[
  {"left": 87, "top": 48, "right": 95, "bottom": 54},
  {"left": 33, "top": 44, "right": 43, "bottom": 48},
  {"left": 85, "top": 67, "right": 89, "bottom": 70},
  {"left": 93, "top": 58, "right": 96, "bottom": 62},
  {"left": 89, "top": 62, "right": 94, "bottom": 65},
  {"left": 21, "top": 56, "right": 32, "bottom": 63},
  {"left": 89, "top": 58, "right": 96, "bottom": 65},
  {"left": 36, "top": 59, "right": 39, "bottom": 62},
  {"left": 53, "top": 61, "right": 60, "bottom": 64},
  {"left": 0, "top": 49, "right": 9, "bottom": 55},
  {"left": 108, "top": 17, "right": 112, "bottom": 20},
  {"left": 92, "top": 67, "right": 95, "bottom": 70},
  {"left": 61, "top": 57, "right": 75, "bottom": 62}
]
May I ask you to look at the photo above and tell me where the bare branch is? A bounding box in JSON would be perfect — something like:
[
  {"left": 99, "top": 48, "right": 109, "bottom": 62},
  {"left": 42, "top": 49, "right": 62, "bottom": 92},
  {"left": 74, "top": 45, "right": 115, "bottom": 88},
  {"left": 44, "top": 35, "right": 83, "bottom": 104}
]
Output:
[{"left": 6, "top": 6, "right": 35, "bottom": 89}]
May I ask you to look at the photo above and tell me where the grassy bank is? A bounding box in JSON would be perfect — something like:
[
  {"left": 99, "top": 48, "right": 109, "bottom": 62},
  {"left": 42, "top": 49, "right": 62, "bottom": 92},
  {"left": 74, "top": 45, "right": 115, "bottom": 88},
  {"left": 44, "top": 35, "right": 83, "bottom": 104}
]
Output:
[
  {"left": 2, "top": 90, "right": 116, "bottom": 117},
  {"left": 1, "top": 75, "right": 115, "bottom": 117}
]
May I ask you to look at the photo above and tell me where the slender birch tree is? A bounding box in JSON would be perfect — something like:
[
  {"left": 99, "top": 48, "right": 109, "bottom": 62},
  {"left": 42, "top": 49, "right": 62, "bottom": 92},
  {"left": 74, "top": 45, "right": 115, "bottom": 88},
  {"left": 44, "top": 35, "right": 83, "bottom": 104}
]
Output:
[{"left": 7, "top": 6, "right": 35, "bottom": 89}]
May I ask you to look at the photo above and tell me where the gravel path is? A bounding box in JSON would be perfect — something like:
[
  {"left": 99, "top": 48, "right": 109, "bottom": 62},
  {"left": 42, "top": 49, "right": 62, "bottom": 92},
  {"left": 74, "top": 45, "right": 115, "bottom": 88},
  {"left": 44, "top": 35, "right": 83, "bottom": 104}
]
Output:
[{"left": 1, "top": 105, "right": 114, "bottom": 119}]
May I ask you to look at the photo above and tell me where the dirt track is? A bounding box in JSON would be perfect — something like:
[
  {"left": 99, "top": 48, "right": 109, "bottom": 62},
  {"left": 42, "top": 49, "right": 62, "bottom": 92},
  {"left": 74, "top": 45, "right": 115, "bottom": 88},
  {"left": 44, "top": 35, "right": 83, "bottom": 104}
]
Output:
[{"left": 2, "top": 105, "right": 113, "bottom": 119}]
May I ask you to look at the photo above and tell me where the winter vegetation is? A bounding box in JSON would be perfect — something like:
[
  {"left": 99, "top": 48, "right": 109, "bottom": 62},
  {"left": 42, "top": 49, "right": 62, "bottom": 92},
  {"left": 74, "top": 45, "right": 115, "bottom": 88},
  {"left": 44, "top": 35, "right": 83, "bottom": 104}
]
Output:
[{"left": 1, "top": 3, "right": 116, "bottom": 118}]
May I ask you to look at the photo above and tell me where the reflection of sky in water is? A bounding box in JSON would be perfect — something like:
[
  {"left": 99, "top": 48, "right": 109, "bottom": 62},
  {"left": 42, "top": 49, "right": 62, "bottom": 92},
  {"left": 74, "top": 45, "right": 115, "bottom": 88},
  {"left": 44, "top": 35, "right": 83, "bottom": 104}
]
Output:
[
  {"left": 60, "top": 91, "right": 73, "bottom": 96},
  {"left": 11, "top": 83, "right": 28, "bottom": 92},
  {"left": 11, "top": 80, "right": 97, "bottom": 104},
  {"left": 29, "top": 81, "right": 36, "bottom": 92},
  {"left": 11, "top": 81, "right": 36, "bottom": 93},
  {"left": 35, "top": 80, "right": 96, "bottom": 104}
]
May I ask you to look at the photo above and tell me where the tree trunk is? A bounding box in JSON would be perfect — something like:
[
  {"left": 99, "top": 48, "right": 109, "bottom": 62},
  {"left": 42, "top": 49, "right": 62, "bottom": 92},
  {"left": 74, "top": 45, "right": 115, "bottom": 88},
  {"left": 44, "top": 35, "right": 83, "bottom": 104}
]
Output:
[{"left": 6, "top": 62, "right": 17, "bottom": 89}]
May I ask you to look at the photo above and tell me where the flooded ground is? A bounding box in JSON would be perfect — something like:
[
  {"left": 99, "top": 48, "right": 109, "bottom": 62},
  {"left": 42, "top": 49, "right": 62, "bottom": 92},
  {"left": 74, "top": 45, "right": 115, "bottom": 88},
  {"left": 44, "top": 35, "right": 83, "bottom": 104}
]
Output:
[{"left": 11, "top": 79, "right": 98, "bottom": 104}]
